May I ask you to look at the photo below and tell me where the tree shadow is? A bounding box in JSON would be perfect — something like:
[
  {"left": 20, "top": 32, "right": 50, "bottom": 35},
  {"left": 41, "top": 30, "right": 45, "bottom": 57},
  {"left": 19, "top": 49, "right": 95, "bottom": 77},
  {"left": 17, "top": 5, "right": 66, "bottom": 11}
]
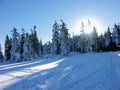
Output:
[
  {"left": 3, "top": 58, "right": 67, "bottom": 90},
  {"left": 0, "top": 59, "right": 49, "bottom": 74}
]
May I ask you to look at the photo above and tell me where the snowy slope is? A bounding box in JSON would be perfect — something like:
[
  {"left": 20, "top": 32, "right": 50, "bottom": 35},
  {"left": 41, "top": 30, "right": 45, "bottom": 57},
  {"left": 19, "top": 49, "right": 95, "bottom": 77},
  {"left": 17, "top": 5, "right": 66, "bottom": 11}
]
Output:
[{"left": 0, "top": 52, "right": 120, "bottom": 90}]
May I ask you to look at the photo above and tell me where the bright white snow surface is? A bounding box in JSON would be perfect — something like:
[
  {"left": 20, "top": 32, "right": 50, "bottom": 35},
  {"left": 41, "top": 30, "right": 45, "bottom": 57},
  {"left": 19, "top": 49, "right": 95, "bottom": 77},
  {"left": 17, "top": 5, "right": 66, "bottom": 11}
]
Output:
[{"left": 0, "top": 52, "right": 120, "bottom": 90}]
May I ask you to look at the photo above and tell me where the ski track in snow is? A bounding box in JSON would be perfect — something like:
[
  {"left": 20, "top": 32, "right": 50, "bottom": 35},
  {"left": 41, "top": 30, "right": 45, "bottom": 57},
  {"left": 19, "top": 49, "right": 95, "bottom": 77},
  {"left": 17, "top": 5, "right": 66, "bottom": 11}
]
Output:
[{"left": 0, "top": 52, "right": 120, "bottom": 90}]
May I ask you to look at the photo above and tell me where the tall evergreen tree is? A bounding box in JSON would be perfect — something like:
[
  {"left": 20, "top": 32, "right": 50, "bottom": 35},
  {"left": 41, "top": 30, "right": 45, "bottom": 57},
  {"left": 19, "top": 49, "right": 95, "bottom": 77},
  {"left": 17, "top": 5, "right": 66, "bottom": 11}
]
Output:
[
  {"left": 10, "top": 28, "right": 21, "bottom": 62},
  {"left": 112, "top": 24, "right": 118, "bottom": 46},
  {"left": 0, "top": 44, "right": 3, "bottom": 62},
  {"left": 22, "top": 33, "right": 31, "bottom": 60},
  {"left": 78, "top": 22, "right": 88, "bottom": 53},
  {"left": 29, "top": 25, "right": 39, "bottom": 58},
  {"left": 98, "top": 34, "right": 105, "bottom": 52},
  {"left": 80, "top": 21, "right": 85, "bottom": 34},
  {"left": 111, "top": 24, "right": 120, "bottom": 50},
  {"left": 4, "top": 35, "right": 12, "bottom": 61},
  {"left": 60, "top": 20, "right": 70, "bottom": 56},
  {"left": 43, "top": 42, "right": 51, "bottom": 54},
  {"left": 117, "top": 24, "right": 120, "bottom": 48},
  {"left": 91, "top": 27, "right": 98, "bottom": 52},
  {"left": 39, "top": 39, "right": 43, "bottom": 56},
  {"left": 69, "top": 33, "right": 79, "bottom": 52},
  {"left": 104, "top": 26, "right": 112, "bottom": 51},
  {"left": 20, "top": 28, "right": 25, "bottom": 59},
  {"left": 85, "top": 33, "right": 92, "bottom": 52},
  {"left": 51, "top": 21, "right": 60, "bottom": 55}
]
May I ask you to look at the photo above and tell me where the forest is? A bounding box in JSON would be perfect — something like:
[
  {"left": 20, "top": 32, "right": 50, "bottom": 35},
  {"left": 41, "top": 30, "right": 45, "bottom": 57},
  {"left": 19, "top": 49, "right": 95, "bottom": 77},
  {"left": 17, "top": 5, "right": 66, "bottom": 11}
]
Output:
[{"left": 0, "top": 20, "right": 120, "bottom": 63}]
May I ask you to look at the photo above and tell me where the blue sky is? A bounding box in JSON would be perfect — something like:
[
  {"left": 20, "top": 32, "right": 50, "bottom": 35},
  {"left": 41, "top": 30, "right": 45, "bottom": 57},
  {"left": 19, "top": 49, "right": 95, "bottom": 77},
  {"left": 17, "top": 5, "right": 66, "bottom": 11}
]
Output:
[{"left": 0, "top": 0, "right": 120, "bottom": 51}]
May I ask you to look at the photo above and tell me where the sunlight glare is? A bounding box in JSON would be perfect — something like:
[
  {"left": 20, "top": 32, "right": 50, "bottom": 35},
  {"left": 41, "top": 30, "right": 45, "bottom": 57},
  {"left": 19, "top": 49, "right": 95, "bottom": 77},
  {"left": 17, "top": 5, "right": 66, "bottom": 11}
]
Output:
[{"left": 72, "top": 18, "right": 103, "bottom": 35}]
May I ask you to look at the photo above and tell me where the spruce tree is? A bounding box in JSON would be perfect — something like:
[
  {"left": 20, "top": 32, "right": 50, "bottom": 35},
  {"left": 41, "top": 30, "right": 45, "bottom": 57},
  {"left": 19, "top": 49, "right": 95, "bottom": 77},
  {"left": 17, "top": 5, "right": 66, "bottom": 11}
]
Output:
[
  {"left": 43, "top": 42, "right": 51, "bottom": 54},
  {"left": 78, "top": 21, "right": 87, "bottom": 53},
  {"left": 22, "top": 33, "right": 31, "bottom": 60},
  {"left": 51, "top": 21, "right": 60, "bottom": 55},
  {"left": 112, "top": 24, "right": 119, "bottom": 50},
  {"left": 20, "top": 28, "right": 25, "bottom": 60},
  {"left": 4, "top": 35, "right": 12, "bottom": 61},
  {"left": 29, "top": 25, "right": 39, "bottom": 58},
  {"left": 68, "top": 33, "right": 79, "bottom": 52},
  {"left": 86, "top": 33, "right": 92, "bottom": 52},
  {"left": 39, "top": 39, "right": 43, "bottom": 56},
  {"left": 104, "top": 26, "right": 112, "bottom": 51},
  {"left": 0, "top": 44, "right": 3, "bottom": 62},
  {"left": 98, "top": 34, "right": 105, "bottom": 52},
  {"left": 117, "top": 24, "right": 120, "bottom": 48},
  {"left": 60, "top": 20, "right": 69, "bottom": 56},
  {"left": 91, "top": 27, "right": 98, "bottom": 52},
  {"left": 10, "top": 28, "right": 21, "bottom": 62},
  {"left": 72, "top": 34, "right": 79, "bottom": 52}
]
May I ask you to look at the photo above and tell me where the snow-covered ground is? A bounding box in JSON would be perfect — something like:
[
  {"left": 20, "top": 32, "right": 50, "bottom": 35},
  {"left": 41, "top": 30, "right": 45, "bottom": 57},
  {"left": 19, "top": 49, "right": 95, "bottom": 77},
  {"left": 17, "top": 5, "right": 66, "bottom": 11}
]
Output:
[{"left": 0, "top": 52, "right": 120, "bottom": 90}]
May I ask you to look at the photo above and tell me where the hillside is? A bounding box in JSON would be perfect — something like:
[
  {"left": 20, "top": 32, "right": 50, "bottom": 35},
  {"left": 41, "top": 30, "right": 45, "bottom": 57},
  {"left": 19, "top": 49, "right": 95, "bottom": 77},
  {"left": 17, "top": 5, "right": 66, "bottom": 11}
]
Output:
[{"left": 0, "top": 52, "right": 120, "bottom": 90}]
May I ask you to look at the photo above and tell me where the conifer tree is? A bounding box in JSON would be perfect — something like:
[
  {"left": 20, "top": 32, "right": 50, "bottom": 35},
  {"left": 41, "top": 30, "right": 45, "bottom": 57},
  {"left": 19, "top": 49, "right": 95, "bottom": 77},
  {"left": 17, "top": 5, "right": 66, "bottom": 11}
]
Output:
[
  {"left": 112, "top": 24, "right": 119, "bottom": 50},
  {"left": 117, "top": 24, "right": 120, "bottom": 48},
  {"left": 98, "top": 34, "right": 105, "bottom": 52},
  {"left": 51, "top": 21, "right": 60, "bottom": 55},
  {"left": 43, "top": 42, "right": 51, "bottom": 54},
  {"left": 78, "top": 22, "right": 87, "bottom": 53},
  {"left": 29, "top": 25, "right": 39, "bottom": 58},
  {"left": 0, "top": 44, "right": 3, "bottom": 62},
  {"left": 4, "top": 35, "right": 12, "bottom": 61},
  {"left": 20, "top": 28, "right": 25, "bottom": 60},
  {"left": 10, "top": 28, "right": 21, "bottom": 62},
  {"left": 69, "top": 33, "right": 77, "bottom": 52},
  {"left": 91, "top": 27, "right": 98, "bottom": 52},
  {"left": 22, "top": 33, "right": 31, "bottom": 60},
  {"left": 60, "top": 20, "right": 69, "bottom": 56},
  {"left": 72, "top": 34, "right": 79, "bottom": 51},
  {"left": 104, "top": 26, "right": 112, "bottom": 51},
  {"left": 39, "top": 39, "right": 43, "bottom": 56}
]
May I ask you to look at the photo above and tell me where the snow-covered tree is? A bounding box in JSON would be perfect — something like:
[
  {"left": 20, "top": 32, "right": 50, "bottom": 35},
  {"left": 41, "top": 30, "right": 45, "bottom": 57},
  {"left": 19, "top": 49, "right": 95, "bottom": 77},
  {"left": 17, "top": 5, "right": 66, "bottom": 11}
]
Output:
[
  {"left": 0, "top": 44, "right": 3, "bottom": 62},
  {"left": 60, "top": 20, "right": 70, "bottom": 56},
  {"left": 20, "top": 28, "right": 25, "bottom": 60},
  {"left": 10, "top": 28, "right": 21, "bottom": 62},
  {"left": 91, "top": 27, "right": 98, "bottom": 52},
  {"left": 98, "top": 34, "right": 105, "bottom": 52},
  {"left": 43, "top": 42, "right": 51, "bottom": 54},
  {"left": 85, "top": 33, "right": 92, "bottom": 52},
  {"left": 112, "top": 24, "right": 120, "bottom": 48},
  {"left": 4, "top": 35, "right": 12, "bottom": 61},
  {"left": 69, "top": 33, "right": 79, "bottom": 52},
  {"left": 72, "top": 34, "right": 79, "bottom": 52},
  {"left": 51, "top": 21, "right": 60, "bottom": 55},
  {"left": 104, "top": 26, "right": 112, "bottom": 51},
  {"left": 29, "top": 25, "right": 39, "bottom": 58},
  {"left": 77, "top": 22, "right": 88, "bottom": 53},
  {"left": 118, "top": 24, "right": 120, "bottom": 49},
  {"left": 22, "top": 33, "right": 31, "bottom": 60},
  {"left": 80, "top": 21, "right": 85, "bottom": 34},
  {"left": 39, "top": 39, "right": 43, "bottom": 56}
]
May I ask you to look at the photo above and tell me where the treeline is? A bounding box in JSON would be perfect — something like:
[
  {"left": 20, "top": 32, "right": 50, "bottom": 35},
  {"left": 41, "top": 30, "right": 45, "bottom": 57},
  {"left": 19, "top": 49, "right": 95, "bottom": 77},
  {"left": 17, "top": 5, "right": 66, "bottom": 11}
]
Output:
[
  {"left": 0, "top": 20, "right": 120, "bottom": 63},
  {"left": 0, "top": 26, "right": 43, "bottom": 63}
]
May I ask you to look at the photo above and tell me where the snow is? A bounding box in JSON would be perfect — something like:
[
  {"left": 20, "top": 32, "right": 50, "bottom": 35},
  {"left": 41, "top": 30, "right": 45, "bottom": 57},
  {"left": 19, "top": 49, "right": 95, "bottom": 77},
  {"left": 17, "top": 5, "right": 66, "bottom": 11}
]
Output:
[
  {"left": 0, "top": 52, "right": 120, "bottom": 90},
  {"left": 118, "top": 53, "right": 120, "bottom": 56}
]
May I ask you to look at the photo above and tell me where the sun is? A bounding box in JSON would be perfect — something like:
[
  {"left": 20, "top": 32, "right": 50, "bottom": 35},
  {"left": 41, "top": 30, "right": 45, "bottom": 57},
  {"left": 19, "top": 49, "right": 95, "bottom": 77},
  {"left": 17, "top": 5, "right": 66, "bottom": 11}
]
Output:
[{"left": 72, "top": 18, "right": 103, "bottom": 35}]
